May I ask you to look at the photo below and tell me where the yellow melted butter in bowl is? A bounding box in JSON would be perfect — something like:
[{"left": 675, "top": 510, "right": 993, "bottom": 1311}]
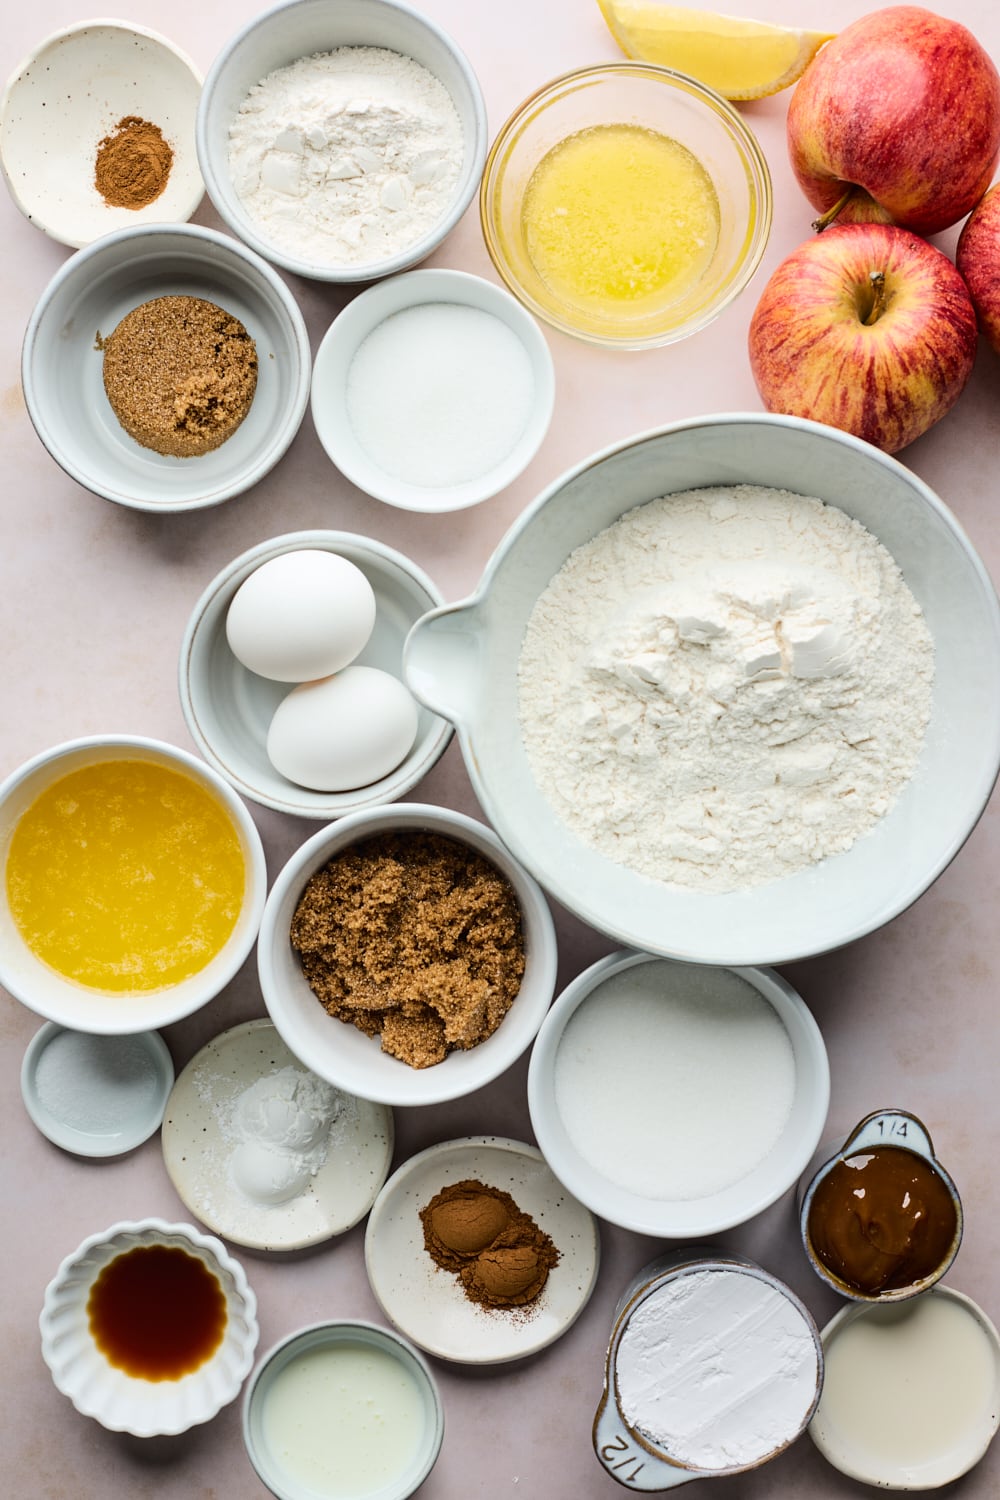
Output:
[{"left": 6, "top": 759, "right": 246, "bottom": 992}]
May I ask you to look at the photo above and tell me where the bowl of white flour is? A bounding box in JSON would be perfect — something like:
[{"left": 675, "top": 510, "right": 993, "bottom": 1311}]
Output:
[
  {"left": 197, "top": 0, "right": 487, "bottom": 282},
  {"left": 404, "top": 413, "right": 1000, "bottom": 965}
]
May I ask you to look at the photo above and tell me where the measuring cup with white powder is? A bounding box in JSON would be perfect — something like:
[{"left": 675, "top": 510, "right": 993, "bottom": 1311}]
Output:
[{"left": 593, "top": 1250, "right": 823, "bottom": 1488}]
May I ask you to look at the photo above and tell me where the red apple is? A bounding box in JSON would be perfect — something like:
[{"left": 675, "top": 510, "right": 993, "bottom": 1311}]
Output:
[
  {"left": 956, "top": 182, "right": 1000, "bottom": 355},
  {"left": 787, "top": 6, "right": 1000, "bottom": 236},
  {"left": 747, "top": 223, "right": 977, "bottom": 454}
]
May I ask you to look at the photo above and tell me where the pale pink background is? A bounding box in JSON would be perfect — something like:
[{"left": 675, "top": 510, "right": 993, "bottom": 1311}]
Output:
[{"left": 2, "top": 1, "right": 1000, "bottom": 1496}]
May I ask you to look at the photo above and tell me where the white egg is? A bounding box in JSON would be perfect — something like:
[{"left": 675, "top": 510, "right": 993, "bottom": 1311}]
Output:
[
  {"left": 267, "top": 665, "right": 420, "bottom": 791},
  {"left": 225, "top": 549, "right": 376, "bottom": 682}
]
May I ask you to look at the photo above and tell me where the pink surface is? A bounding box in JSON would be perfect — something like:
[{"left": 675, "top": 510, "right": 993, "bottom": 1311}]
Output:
[{"left": 2, "top": 1, "right": 1000, "bottom": 1496}]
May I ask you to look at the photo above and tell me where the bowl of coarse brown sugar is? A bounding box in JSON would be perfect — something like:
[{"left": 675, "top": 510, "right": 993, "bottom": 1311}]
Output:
[
  {"left": 22, "top": 223, "right": 310, "bottom": 510},
  {"left": 257, "top": 804, "right": 558, "bottom": 1107},
  {"left": 0, "top": 20, "right": 204, "bottom": 249}
]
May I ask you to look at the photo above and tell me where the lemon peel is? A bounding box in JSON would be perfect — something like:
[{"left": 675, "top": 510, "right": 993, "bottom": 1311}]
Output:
[{"left": 596, "top": 1, "right": 834, "bottom": 101}]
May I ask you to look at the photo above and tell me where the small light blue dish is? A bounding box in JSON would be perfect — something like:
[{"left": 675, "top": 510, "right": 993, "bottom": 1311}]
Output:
[{"left": 21, "top": 1021, "right": 174, "bottom": 1157}]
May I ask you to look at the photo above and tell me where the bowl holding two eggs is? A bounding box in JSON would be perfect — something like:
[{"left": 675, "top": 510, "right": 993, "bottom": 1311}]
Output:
[{"left": 180, "top": 531, "right": 452, "bottom": 819}]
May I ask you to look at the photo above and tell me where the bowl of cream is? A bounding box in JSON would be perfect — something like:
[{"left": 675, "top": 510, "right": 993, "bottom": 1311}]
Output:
[
  {"left": 243, "top": 1320, "right": 443, "bottom": 1500},
  {"left": 404, "top": 412, "right": 1000, "bottom": 966}
]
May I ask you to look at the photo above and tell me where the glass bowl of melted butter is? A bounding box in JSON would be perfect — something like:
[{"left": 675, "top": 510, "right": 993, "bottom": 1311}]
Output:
[
  {"left": 40, "top": 1217, "right": 259, "bottom": 1436},
  {"left": 480, "top": 62, "right": 771, "bottom": 349}
]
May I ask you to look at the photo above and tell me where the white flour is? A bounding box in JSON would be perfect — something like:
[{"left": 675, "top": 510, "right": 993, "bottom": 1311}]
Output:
[
  {"left": 228, "top": 47, "right": 464, "bottom": 266},
  {"left": 518, "top": 485, "right": 934, "bottom": 892}
]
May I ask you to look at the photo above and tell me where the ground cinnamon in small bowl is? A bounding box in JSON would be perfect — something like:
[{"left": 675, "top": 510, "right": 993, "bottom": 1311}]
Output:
[
  {"left": 99, "top": 295, "right": 258, "bottom": 458},
  {"left": 289, "top": 830, "right": 526, "bottom": 1069},
  {"left": 95, "top": 116, "right": 173, "bottom": 209},
  {"left": 419, "top": 1179, "right": 560, "bottom": 1311}
]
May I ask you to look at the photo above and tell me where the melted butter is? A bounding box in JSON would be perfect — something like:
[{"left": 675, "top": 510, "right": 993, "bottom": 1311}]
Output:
[
  {"left": 521, "top": 123, "right": 720, "bottom": 314},
  {"left": 807, "top": 1145, "right": 958, "bottom": 1295},
  {"left": 6, "top": 758, "right": 245, "bottom": 992}
]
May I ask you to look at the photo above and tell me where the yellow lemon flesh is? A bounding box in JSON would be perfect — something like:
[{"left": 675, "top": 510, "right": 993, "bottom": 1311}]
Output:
[{"left": 597, "top": 1, "right": 834, "bottom": 100}]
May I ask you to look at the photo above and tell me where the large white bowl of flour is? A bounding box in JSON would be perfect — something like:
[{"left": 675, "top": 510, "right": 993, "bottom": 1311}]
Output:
[{"left": 404, "top": 413, "right": 1000, "bottom": 965}]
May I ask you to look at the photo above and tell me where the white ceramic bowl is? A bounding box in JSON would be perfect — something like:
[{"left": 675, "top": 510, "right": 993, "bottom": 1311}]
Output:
[
  {"left": 405, "top": 413, "right": 1000, "bottom": 966},
  {"left": 22, "top": 223, "right": 310, "bottom": 512},
  {"left": 243, "top": 1321, "right": 443, "bottom": 1500},
  {"left": 197, "top": 0, "right": 488, "bottom": 283},
  {"left": 527, "top": 950, "right": 830, "bottom": 1237},
  {"left": 311, "top": 269, "right": 555, "bottom": 511},
  {"left": 180, "top": 530, "right": 452, "bottom": 817},
  {"left": 0, "top": 20, "right": 204, "bottom": 249},
  {"left": 0, "top": 734, "right": 267, "bottom": 1033},
  {"left": 257, "top": 803, "right": 557, "bottom": 1106},
  {"left": 40, "top": 1217, "right": 259, "bottom": 1436}
]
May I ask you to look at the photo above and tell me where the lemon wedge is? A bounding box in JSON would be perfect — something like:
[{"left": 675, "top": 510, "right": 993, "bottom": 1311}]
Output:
[{"left": 596, "top": 1, "right": 834, "bottom": 100}]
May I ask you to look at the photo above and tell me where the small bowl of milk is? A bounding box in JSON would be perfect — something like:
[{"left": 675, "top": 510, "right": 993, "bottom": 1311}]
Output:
[{"left": 243, "top": 1320, "right": 443, "bottom": 1500}]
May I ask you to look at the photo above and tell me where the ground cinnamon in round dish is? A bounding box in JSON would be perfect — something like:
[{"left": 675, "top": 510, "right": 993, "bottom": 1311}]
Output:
[
  {"left": 419, "top": 1179, "right": 560, "bottom": 1311},
  {"left": 289, "top": 831, "right": 526, "bottom": 1069},
  {"left": 99, "top": 296, "right": 258, "bottom": 457},
  {"left": 95, "top": 116, "right": 173, "bottom": 209}
]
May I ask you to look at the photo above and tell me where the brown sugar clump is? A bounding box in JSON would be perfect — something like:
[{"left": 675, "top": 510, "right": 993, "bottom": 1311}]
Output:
[
  {"left": 419, "top": 1179, "right": 560, "bottom": 1312},
  {"left": 100, "top": 295, "right": 258, "bottom": 457},
  {"left": 289, "top": 831, "right": 526, "bottom": 1069}
]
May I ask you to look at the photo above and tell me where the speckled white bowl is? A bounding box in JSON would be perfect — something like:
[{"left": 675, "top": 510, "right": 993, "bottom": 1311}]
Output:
[
  {"left": 0, "top": 20, "right": 204, "bottom": 248},
  {"left": 40, "top": 1218, "right": 259, "bottom": 1436}
]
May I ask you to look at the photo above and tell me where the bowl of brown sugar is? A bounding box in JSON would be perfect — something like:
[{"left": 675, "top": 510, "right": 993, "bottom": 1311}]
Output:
[
  {"left": 22, "top": 223, "right": 310, "bottom": 510},
  {"left": 257, "top": 804, "right": 558, "bottom": 1107}
]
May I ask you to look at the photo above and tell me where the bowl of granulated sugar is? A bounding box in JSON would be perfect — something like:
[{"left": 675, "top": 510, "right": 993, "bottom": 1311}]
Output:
[
  {"left": 197, "top": 0, "right": 488, "bottom": 283},
  {"left": 527, "top": 950, "right": 830, "bottom": 1237}
]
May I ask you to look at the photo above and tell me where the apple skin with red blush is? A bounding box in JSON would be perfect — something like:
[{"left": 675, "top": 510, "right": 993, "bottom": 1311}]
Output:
[
  {"left": 786, "top": 6, "right": 1000, "bottom": 236},
  {"left": 748, "top": 223, "right": 978, "bottom": 454}
]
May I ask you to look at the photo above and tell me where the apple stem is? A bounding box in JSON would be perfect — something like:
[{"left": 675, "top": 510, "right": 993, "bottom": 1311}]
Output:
[
  {"left": 812, "top": 187, "right": 856, "bottom": 233},
  {"left": 863, "top": 271, "right": 888, "bottom": 326}
]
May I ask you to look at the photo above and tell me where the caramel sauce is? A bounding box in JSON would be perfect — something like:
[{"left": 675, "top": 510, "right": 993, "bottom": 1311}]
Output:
[
  {"left": 87, "top": 1245, "right": 227, "bottom": 1380},
  {"left": 807, "top": 1146, "right": 959, "bottom": 1295}
]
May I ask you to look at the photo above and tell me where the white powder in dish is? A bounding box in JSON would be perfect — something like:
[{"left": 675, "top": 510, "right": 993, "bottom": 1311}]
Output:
[
  {"left": 554, "top": 963, "right": 795, "bottom": 1200},
  {"left": 228, "top": 47, "right": 464, "bottom": 267},
  {"left": 517, "top": 485, "right": 934, "bottom": 892},
  {"left": 33, "top": 1031, "right": 162, "bottom": 1135},
  {"left": 616, "top": 1267, "right": 819, "bottom": 1469},
  {"left": 345, "top": 302, "right": 535, "bottom": 487}
]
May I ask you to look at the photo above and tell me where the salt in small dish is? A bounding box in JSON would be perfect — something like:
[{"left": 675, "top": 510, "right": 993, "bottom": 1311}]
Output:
[
  {"left": 21, "top": 1021, "right": 174, "bottom": 1158},
  {"left": 40, "top": 1217, "right": 259, "bottom": 1437},
  {"left": 364, "top": 1135, "right": 600, "bottom": 1365},
  {"left": 0, "top": 20, "right": 204, "bottom": 249},
  {"left": 311, "top": 269, "right": 555, "bottom": 511},
  {"left": 162, "top": 1019, "right": 394, "bottom": 1252},
  {"left": 179, "top": 530, "right": 452, "bottom": 817},
  {"left": 243, "top": 1320, "right": 444, "bottom": 1500}
]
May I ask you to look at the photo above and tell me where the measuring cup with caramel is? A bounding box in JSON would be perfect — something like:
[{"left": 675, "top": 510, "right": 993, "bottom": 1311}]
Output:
[{"left": 799, "top": 1109, "right": 962, "bottom": 1302}]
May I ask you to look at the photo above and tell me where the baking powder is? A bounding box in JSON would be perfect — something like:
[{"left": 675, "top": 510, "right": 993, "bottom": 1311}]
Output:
[
  {"left": 616, "top": 1267, "right": 819, "bottom": 1470},
  {"left": 554, "top": 962, "right": 795, "bottom": 1199},
  {"left": 228, "top": 47, "right": 463, "bottom": 266},
  {"left": 517, "top": 485, "right": 934, "bottom": 891}
]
